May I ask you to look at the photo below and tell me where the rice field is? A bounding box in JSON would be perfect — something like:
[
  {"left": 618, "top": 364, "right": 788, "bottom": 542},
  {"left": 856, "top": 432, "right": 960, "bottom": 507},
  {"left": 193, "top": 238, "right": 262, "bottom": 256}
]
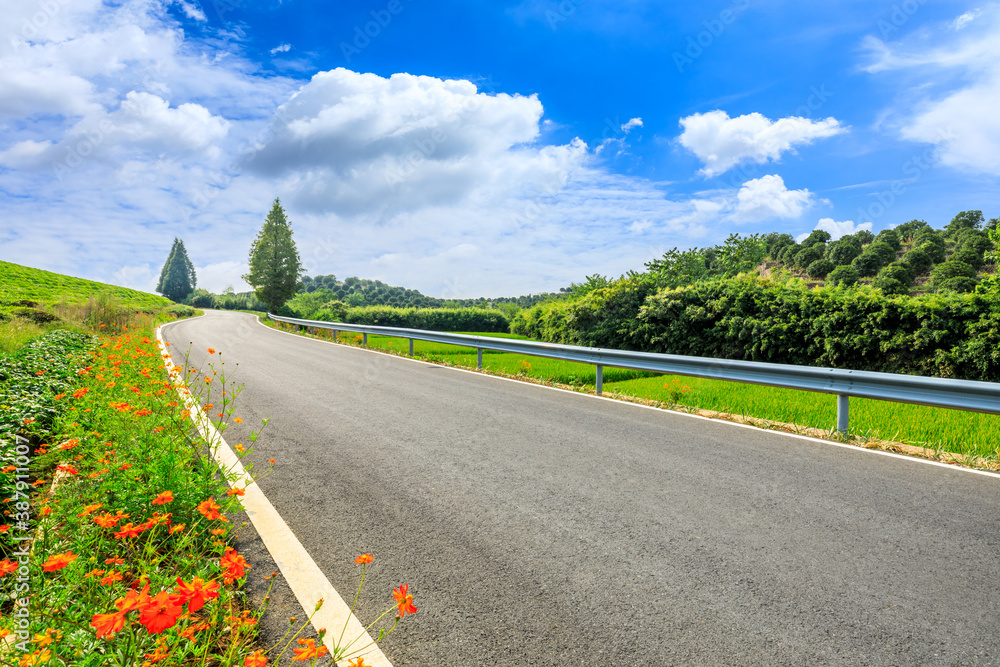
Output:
[{"left": 286, "top": 325, "right": 1000, "bottom": 462}]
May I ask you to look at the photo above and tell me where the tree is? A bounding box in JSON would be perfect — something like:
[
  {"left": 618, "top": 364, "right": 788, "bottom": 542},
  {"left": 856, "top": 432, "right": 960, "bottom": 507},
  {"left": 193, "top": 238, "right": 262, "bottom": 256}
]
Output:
[
  {"left": 716, "top": 233, "right": 767, "bottom": 276},
  {"left": 156, "top": 237, "right": 197, "bottom": 303},
  {"left": 243, "top": 198, "right": 303, "bottom": 312}
]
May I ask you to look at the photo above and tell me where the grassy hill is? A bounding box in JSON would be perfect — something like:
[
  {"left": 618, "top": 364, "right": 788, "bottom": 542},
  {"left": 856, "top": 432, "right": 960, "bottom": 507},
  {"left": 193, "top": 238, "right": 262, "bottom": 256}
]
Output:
[
  {"left": 0, "top": 260, "right": 183, "bottom": 354},
  {"left": 0, "top": 260, "right": 172, "bottom": 310}
]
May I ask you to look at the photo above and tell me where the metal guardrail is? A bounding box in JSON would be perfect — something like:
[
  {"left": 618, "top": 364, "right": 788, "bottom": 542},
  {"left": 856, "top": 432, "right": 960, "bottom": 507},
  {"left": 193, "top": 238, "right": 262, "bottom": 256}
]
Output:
[{"left": 267, "top": 313, "right": 1000, "bottom": 434}]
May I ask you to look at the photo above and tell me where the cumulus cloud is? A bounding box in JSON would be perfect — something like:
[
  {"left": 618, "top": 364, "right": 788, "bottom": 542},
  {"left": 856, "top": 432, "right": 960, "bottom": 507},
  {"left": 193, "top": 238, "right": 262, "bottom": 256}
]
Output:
[
  {"left": 864, "top": 6, "right": 1000, "bottom": 175},
  {"left": 732, "top": 175, "right": 814, "bottom": 222},
  {"left": 270, "top": 43, "right": 292, "bottom": 55},
  {"left": 812, "top": 218, "right": 872, "bottom": 241},
  {"left": 678, "top": 110, "right": 846, "bottom": 176}
]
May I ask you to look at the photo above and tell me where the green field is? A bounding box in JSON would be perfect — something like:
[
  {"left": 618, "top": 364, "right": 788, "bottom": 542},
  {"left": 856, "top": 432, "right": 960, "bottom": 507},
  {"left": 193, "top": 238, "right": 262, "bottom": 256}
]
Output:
[{"left": 291, "top": 326, "right": 1000, "bottom": 463}]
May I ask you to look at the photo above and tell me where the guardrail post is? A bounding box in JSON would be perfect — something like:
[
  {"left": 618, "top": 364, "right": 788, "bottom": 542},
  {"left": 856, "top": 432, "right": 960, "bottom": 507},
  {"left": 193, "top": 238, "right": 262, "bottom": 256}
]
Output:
[
  {"left": 333, "top": 330, "right": 337, "bottom": 341},
  {"left": 362, "top": 333, "right": 367, "bottom": 345},
  {"left": 596, "top": 365, "right": 603, "bottom": 396},
  {"left": 477, "top": 348, "right": 483, "bottom": 369},
  {"left": 409, "top": 339, "right": 414, "bottom": 356},
  {"left": 837, "top": 394, "right": 849, "bottom": 434}
]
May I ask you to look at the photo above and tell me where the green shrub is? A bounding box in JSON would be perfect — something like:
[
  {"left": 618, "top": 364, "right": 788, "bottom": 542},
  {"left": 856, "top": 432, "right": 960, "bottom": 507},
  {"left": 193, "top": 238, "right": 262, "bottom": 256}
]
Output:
[
  {"left": 903, "top": 246, "right": 932, "bottom": 274},
  {"left": 342, "top": 306, "right": 510, "bottom": 332},
  {"left": 931, "top": 260, "right": 977, "bottom": 290},
  {"left": 853, "top": 229, "right": 876, "bottom": 245},
  {"left": 868, "top": 241, "right": 897, "bottom": 264},
  {"left": 806, "top": 259, "right": 835, "bottom": 279},
  {"left": 873, "top": 263, "right": 914, "bottom": 295},
  {"left": 919, "top": 240, "right": 947, "bottom": 265},
  {"left": 851, "top": 250, "right": 885, "bottom": 277},
  {"left": 826, "top": 265, "right": 859, "bottom": 287},
  {"left": 794, "top": 245, "right": 824, "bottom": 270},
  {"left": 875, "top": 228, "right": 901, "bottom": 251},
  {"left": 826, "top": 241, "right": 861, "bottom": 266}
]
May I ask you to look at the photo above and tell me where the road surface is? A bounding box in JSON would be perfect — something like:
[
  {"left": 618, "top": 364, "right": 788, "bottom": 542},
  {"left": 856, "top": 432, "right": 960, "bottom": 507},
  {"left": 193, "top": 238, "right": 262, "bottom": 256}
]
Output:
[{"left": 163, "top": 310, "right": 1000, "bottom": 666}]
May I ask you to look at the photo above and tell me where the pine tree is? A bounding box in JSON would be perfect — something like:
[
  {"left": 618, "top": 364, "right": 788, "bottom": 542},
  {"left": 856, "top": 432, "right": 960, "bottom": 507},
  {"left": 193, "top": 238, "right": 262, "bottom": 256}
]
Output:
[
  {"left": 156, "top": 238, "right": 197, "bottom": 303},
  {"left": 243, "top": 198, "right": 303, "bottom": 312}
]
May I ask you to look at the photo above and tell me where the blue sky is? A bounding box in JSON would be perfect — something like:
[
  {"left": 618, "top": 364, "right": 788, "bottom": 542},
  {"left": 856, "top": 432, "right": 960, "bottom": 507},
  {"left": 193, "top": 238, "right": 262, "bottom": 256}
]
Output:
[{"left": 1, "top": 0, "right": 998, "bottom": 297}]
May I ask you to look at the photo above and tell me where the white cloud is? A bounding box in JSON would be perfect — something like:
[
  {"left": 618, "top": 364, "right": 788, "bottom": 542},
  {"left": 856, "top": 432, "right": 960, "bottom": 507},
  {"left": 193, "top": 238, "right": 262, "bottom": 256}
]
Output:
[
  {"left": 678, "top": 110, "right": 846, "bottom": 176},
  {"left": 864, "top": 6, "right": 1000, "bottom": 175},
  {"left": 596, "top": 116, "right": 643, "bottom": 155},
  {"left": 812, "top": 218, "right": 872, "bottom": 241},
  {"left": 270, "top": 43, "right": 292, "bottom": 55},
  {"left": 173, "top": 1, "right": 207, "bottom": 21},
  {"left": 954, "top": 9, "right": 981, "bottom": 30},
  {"left": 733, "top": 175, "right": 814, "bottom": 222}
]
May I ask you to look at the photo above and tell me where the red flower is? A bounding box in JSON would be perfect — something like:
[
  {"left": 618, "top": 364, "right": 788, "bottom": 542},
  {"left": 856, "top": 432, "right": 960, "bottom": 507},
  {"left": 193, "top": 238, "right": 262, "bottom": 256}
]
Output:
[
  {"left": 0, "top": 559, "right": 17, "bottom": 577},
  {"left": 151, "top": 491, "right": 174, "bottom": 505},
  {"left": 91, "top": 612, "right": 127, "bottom": 639},
  {"left": 393, "top": 584, "right": 417, "bottom": 617},
  {"left": 244, "top": 650, "right": 268, "bottom": 667},
  {"left": 42, "top": 551, "right": 78, "bottom": 572},
  {"left": 72, "top": 388, "right": 89, "bottom": 399},
  {"left": 292, "top": 638, "right": 329, "bottom": 661},
  {"left": 171, "top": 577, "right": 220, "bottom": 613},
  {"left": 220, "top": 547, "right": 250, "bottom": 582},
  {"left": 139, "top": 591, "right": 183, "bottom": 634},
  {"left": 354, "top": 554, "right": 374, "bottom": 565}
]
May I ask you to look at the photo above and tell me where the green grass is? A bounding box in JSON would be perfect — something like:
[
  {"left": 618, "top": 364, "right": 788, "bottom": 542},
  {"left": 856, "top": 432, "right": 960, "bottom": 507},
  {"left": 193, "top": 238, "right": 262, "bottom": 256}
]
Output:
[
  {"left": 287, "top": 325, "right": 1000, "bottom": 464},
  {"left": 0, "top": 260, "right": 184, "bottom": 355}
]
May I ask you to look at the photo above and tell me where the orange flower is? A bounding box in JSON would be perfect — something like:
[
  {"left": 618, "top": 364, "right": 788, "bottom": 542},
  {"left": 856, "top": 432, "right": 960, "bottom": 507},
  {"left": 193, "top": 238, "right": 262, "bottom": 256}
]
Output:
[
  {"left": 116, "top": 584, "right": 151, "bottom": 614},
  {"left": 60, "top": 438, "right": 79, "bottom": 450},
  {"left": 151, "top": 491, "right": 174, "bottom": 505},
  {"left": 72, "top": 388, "right": 89, "bottom": 399},
  {"left": 169, "top": 523, "right": 186, "bottom": 534},
  {"left": 0, "top": 559, "right": 17, "bottom": 577},
  {"left": 139, "top": 591, "right": 184, "bottom": 634},
  {"left": 171, "top": 577, "right": 220, "bottom": 613},
  {"left": 91, "top": 612, "right": 127, "bottom": 639},
  {"left": 392, "top": 584, "right": 417, "bottom": 617},
  {"left": 134, "top": 409, "right": 153, "bottom": 417},
  {"left": 100, "top": 570, "right": 124, "bottom": 586},
  {"left": 197, "top": 498, "right": 226, "bottom": 521},
  {"left": 205, "top": 376, "right": 212, "bottom": 384},
  {"left": 114, "top": 522, "right": 144, "bottom": 539},
  {"left": 220, "top": 547, "right": 250, "bottom": 582},
  {"left": 226, "top": 487, "right": 245, "bottom": 497},
  {"left": 105, "top": 557, "right": 125, "bottom": 565},
  {"left": 244, "top": 650, "right": 268, "bottom": 667},
  {"left": 77, "top": 503, "right": 103, "bottom": 517},
  {"left": 354, "top": 554, "right": 374, "bottom": 565},
  {"left": 207, "top": 348, "right": 216, "bottom": 354},
  {"left": 234, "top": 417, "right": 243, "bottom": 423},
  {"left": 211, "top": 528, "right": 227, "bottom": 536},
  {"left": 292, "top": 638, "right": 329, "bottom": 661},
  {"left": 94, "top": 512, "right": 127, "bottom": 528},
  {"left": 348, "top": 659, "right": 368, "bottom": 667},
  {"left": 84, "top": 568, "right": 106, "bottom": 579},
  {"left": 42, "top": 551, "right": 78, "bottom": 572}
]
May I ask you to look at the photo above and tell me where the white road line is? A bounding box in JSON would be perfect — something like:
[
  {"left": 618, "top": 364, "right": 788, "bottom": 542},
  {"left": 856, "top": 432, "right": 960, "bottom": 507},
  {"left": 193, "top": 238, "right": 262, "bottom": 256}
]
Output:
[
  {"left": 260, "top": 315, "right": 1000, "bottom": 481},
  {"left": 158, "top": 318, "right": 393, "bottom": 667}
]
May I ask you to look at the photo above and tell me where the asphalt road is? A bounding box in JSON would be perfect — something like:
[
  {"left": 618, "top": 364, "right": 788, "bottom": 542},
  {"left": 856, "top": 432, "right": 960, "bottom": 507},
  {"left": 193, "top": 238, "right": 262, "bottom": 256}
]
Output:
[{"left": 164, "top": 310, "right": 1000, "bottom": 666}]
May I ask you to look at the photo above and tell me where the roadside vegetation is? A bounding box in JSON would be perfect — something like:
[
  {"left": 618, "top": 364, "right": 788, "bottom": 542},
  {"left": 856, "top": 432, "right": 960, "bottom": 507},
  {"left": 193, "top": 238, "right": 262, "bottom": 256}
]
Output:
[{"left": 1, "top": 262, "right": 417, "bottom": 665}]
